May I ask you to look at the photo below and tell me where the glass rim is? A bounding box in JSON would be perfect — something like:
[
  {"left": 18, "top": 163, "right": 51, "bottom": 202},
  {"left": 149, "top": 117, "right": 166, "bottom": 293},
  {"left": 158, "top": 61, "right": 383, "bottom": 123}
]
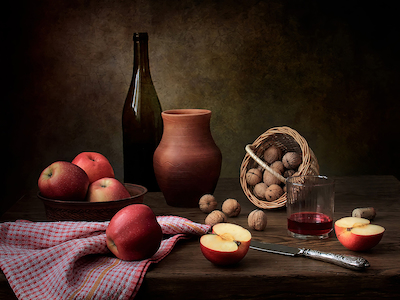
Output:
[{"left": 286, "top": 175, "right": 334, "bottom": 187}]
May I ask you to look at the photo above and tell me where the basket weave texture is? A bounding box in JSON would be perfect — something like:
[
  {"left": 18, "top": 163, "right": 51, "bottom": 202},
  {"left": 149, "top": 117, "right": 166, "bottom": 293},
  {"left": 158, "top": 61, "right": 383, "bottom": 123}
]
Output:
[{"left": 240, "top": 126, "right": 319, "bottom": 209}]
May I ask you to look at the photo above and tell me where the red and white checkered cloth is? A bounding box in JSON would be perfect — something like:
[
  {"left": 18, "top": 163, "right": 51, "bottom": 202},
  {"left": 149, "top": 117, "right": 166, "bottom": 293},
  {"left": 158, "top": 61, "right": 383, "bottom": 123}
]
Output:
[{"left": 0, "top": 216, "right": 211, "bottom": 300}]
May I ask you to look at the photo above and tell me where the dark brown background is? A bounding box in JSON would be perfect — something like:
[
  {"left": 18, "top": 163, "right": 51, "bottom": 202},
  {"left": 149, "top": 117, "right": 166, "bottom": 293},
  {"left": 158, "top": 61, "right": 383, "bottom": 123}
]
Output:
[{"left": 3, "top": 0, "right": 399, "bottom": 215}]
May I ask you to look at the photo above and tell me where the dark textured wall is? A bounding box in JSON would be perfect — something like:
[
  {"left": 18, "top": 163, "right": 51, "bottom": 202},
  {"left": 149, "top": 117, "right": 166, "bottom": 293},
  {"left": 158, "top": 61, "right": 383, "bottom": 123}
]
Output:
[{"left": 3, "top": 0, "right": 399, "bottom": 214}]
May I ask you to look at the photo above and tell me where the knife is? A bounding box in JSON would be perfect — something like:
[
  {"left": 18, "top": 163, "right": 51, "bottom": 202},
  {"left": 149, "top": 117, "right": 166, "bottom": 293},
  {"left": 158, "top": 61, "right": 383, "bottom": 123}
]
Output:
[{"left": 250, "top": 240, "right": 370, "bottom": 271}]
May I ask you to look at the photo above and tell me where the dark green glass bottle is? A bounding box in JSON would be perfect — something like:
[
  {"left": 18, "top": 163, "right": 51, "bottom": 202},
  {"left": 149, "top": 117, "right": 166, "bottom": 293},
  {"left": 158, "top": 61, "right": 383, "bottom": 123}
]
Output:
[{"left": 122, "top": 33, "right": 162, "bottom": 191}]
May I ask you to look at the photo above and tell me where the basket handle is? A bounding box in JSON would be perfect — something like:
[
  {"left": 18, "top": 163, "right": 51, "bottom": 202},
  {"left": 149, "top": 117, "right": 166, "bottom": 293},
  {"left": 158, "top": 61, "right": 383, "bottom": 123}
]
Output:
[{"left": 245, "top": 144, "right": 286, "bottom": 184}]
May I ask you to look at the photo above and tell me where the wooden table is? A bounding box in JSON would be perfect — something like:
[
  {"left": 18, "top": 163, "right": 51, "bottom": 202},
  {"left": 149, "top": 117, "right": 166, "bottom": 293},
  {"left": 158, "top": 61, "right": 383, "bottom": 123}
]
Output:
[{"left": 1, "top": 176, "right": 400, "bottom": 299}]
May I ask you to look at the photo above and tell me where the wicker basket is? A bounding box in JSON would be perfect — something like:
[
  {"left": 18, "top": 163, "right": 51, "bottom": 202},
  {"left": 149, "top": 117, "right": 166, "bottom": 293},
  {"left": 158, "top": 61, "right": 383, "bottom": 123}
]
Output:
[
  {"left": 240, "top": 126, "right": 319, "bottom": 209},
  {"left": 38, "top": 183, "right": 147, "bottom": 221}
]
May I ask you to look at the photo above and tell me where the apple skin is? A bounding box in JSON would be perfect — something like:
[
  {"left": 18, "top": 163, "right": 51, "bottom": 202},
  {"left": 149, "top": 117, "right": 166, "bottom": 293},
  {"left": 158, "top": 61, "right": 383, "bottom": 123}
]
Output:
[
  {"left": 106, "top": 204, "right": 163, "bottom": 261},
  {"left": 200, "top": 237, "right": 250, "bottom": 266},
  {"left": 72, "top": 152, "right": 115, "bottom": 184},
  {"left": 38, "top": 161, "right": 90, "bottom": 201},
  {"left": 87, "top": 178, "right": 131, "bottom": 202},
  {"left": 200, "top": 223, "right": 251, "bottom": 266},
  {"left": 337, "top": 230, "right": 384, "bottom": 252},
  {"left": 335, "top": 217, "right": 385, "bottom": 251}
]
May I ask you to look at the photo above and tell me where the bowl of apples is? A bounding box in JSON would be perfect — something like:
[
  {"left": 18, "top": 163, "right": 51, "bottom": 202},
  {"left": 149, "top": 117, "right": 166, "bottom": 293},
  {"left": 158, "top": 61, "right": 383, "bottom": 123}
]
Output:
[{"left": 37, "top": 152, "right": 148, "bottom": 222}]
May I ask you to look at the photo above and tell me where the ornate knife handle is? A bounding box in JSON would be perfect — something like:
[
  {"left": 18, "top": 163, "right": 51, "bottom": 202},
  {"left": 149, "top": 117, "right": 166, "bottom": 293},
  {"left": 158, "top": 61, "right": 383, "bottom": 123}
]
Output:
[{"left": 298, "top": 248, "right": 370, "bottom": 271}]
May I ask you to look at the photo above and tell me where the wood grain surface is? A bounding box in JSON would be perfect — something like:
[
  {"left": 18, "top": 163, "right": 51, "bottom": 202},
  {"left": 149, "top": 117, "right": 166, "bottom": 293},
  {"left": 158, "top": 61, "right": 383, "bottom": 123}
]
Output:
[{"left": 1, "top": 176, "right": 399, "bottom": 299}]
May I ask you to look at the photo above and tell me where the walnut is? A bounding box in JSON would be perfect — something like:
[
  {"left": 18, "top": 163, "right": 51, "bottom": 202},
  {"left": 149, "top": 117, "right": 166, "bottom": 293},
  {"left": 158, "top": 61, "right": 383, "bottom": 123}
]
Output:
[
  {"left": 205, "top": 210, "right": 227, "bottom": 227},
  {"left": 221, "top": 198, "right": 241, "bottom": 217},
  {"left": 248, "top": 209, "right": 268, "bottom": 231},
  {"left": 270, "top": 160, "right": 284, "bottom": 175},
  {"left": 245, "top": 168, "right": 262, "bottom": 186},
  {"left": 263, "top": 170, "right": 281, "bottom": 186},
  {"left": 253, "top": 182, "right": 268, "bottom": 199},
  {"left": 282, "top": 152, "right": 302, "bottom": 170},
  {"left": 265, "top": 184, "right": 284, "bottom": 202},
  {"left": 263, "top": 146, "right": 282, "bottom": 164},
  {"left": 284, "top": 169, "right": 296, "bottom": 178},
  {"left": 199, "top": 194, "right": 218, "bottom": 213}
]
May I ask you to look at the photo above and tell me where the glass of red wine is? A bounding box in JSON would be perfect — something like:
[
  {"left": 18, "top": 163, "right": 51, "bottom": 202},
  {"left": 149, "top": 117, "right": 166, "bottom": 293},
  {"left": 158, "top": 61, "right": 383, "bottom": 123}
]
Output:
[{"left": 286, "top": 175, "right": 335, "bottom": 239}]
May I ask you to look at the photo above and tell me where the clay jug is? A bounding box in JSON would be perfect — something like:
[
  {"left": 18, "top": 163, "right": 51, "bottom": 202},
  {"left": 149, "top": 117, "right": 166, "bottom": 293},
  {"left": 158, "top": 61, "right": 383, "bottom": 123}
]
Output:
[{"left": 153, "top": 109, "right": 222, "bottom": 207}]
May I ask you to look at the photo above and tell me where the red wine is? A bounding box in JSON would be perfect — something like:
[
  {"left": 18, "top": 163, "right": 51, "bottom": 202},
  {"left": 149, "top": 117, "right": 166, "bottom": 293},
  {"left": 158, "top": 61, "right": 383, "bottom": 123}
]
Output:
[{"left": 288, "top": 212, "right": 332, "bottom": 236}]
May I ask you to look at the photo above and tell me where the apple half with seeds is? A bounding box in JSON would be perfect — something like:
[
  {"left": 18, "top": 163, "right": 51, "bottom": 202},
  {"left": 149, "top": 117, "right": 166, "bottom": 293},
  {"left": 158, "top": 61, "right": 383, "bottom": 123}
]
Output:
[
  {"left": 335, "top": 217, "right": 385, "bottom": 251},
  {"left": 200, "top": 223, "right": 252, "bottom": 265}
]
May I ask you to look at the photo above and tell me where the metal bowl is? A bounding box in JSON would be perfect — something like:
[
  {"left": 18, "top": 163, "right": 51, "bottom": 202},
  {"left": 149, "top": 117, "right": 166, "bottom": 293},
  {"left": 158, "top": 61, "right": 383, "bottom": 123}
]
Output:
[{"left": 38, "top": 183, "right": 147, "bottom": 221}]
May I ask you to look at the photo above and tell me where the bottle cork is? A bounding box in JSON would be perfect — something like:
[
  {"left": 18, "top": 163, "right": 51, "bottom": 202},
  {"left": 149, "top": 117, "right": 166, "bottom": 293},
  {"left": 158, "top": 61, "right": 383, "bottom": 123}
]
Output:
[{"left": 352, "top": 207, "right": 376, "bottom": 220}]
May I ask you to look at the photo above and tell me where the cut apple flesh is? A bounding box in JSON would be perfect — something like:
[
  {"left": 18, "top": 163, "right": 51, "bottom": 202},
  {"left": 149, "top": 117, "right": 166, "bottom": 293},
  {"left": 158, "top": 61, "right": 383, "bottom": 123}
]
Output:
[
  {"left": 335, "top": 217, "right": 385, "bottom": 251},
  {"left": 201, "top": 234, "right": 238, "bottom": 252},
  {"left": 201, "top": 223, "right": 252, "bottom": 252},
  {"left": 200, "top": 223, "right": 252, "bottom": 265},
  {"left": 335, "top": 217, "right": 370, "bottom": 228},
  {"left": 335, "top": 217, "right": 385, "bottom": 235},
  {"left": 212, "top": 223, "right": 252, "bottom": 243},
  {"left": 351, "top": 224, "right": 385, "bottom": 235}
]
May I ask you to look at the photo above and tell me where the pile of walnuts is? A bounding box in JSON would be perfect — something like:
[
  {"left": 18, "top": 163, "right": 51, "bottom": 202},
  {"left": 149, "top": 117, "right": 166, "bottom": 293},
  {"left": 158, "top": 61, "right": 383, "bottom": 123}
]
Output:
[
  {"left": 199, "top": 195, "right": 242, "bottom": 227},
  {"left": 199, "top": 194, "right": 268, "bottom": 231},
  {"left": 245, "top": 145, "right": 302, "bottom": 202},
  {"left": 199, "top": 194, "right": 267, "bottom": 231}
]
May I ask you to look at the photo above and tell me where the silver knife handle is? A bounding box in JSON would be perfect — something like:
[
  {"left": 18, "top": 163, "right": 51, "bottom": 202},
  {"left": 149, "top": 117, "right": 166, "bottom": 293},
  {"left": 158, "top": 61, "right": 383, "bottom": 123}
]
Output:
[{"left": 298, "top": 248, "right": 370, "bottom": 271}]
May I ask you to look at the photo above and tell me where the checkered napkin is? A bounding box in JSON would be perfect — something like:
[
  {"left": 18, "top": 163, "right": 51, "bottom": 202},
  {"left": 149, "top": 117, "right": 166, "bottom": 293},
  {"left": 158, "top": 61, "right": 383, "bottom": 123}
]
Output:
[{"left": 0, "top": 216, "right": 211, "bottom": 300}]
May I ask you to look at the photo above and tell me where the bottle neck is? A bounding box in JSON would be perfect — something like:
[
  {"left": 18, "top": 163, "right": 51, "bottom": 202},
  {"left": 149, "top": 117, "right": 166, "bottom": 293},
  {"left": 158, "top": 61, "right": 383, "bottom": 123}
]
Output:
[{"left": 133, "top": 33, "right": 150, "bottom": 75}]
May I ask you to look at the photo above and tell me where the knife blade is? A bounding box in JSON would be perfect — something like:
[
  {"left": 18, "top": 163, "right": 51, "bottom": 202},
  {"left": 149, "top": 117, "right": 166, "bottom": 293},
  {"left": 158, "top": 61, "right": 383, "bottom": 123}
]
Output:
[{"left": 250, "top": 240, "right": 370, "bottom": 271}]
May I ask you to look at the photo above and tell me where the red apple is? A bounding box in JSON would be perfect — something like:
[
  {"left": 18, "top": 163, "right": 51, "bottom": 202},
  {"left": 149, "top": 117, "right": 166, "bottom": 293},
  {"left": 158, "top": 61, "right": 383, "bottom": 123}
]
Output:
[
  {"left": 72, "top": 152, "right": 115, "bottom": 184},
  {"left": 335, "top": 217, "right": 385, "bottom": 251},
  {"left": 38, "top": 161, "right": 90, "bottom": 201},
  {"left": 200, "top": 223, "right": 252, "bottom": 265},
  {"left": 106, "top": 204, "right": 163, "bottom": 261},
  {"left": 87, "top": 178, "right": 131, "bottom": 202}
]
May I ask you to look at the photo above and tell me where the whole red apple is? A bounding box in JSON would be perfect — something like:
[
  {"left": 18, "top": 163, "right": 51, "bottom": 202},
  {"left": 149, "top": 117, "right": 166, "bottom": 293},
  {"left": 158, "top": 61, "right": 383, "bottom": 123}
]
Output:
[
  {"left": 72, "top": 152, "right": 115, "bottom": 184},
  {"left": 87, "top": 178, "right": 131, "bottom": 202},
  {"left": 200, "top": 223, "right": 252, "bottom": 265},
  {"left": 106, "top": 204, "right": 163, "bottom": 261},
  {"left": 38, "top": 161, "right": 90, "bottom": 201}
]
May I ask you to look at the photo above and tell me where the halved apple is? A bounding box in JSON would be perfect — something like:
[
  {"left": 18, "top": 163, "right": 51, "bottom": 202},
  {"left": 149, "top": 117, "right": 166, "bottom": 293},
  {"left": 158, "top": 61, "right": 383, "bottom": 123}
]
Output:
[
  {"left": 335, "top": 217, "right": 385, "bottom": 251},
  {"left": 200, "top": 223, "right": 252, "bottom": 265}
]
